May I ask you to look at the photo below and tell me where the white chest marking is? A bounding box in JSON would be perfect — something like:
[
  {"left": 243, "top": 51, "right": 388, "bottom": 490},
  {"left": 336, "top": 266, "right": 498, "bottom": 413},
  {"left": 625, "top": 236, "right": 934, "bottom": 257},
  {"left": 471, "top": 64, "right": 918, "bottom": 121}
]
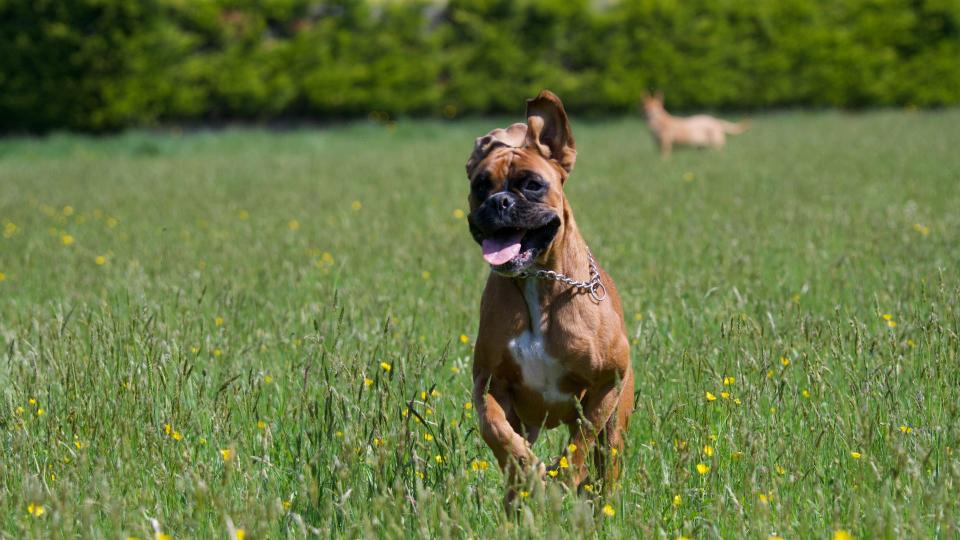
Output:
[{"left": 508, "top": 279, "right": 571, "bottom": 404}]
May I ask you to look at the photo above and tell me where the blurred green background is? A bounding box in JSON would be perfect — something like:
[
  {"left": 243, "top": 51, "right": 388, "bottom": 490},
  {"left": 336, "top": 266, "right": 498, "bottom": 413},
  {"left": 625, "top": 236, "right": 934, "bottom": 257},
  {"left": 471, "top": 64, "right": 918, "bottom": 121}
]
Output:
[{"left": 2, "top": 0, "right": 959, "bottom": 132}]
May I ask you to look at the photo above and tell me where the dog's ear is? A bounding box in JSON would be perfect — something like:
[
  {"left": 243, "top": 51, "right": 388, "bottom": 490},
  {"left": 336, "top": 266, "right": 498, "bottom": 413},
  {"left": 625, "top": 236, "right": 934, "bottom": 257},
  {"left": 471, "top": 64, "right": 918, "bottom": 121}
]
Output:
[
  {"left": 524, "top": 90, "right": 576, "bottom": 174},
  {"left": 465, "top": 123, "right": 528, "bottom": 179}
]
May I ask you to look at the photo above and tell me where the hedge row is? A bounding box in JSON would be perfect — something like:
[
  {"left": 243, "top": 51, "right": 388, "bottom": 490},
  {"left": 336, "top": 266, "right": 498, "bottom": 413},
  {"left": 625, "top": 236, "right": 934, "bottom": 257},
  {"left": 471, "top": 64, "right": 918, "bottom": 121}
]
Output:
[{"left": 2, "top": 0, "right": 958, "bottom": 132}]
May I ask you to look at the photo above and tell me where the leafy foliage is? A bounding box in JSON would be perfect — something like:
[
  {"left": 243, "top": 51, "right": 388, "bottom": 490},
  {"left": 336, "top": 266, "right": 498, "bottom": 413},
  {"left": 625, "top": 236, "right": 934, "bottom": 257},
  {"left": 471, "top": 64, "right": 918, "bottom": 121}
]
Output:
[{"left": 2, "top": 0, "right": 958, "bottom": 131}]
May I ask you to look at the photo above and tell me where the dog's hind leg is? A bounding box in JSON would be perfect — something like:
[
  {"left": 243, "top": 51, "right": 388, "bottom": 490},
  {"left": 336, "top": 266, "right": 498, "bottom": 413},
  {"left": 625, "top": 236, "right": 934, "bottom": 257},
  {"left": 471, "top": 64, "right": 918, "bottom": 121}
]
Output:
[
  {"left": 562, "top": 369, "right": 632, "bottom": 488},
  {"left": 593, "top": 369, "right": 633, "bottom": 490}
]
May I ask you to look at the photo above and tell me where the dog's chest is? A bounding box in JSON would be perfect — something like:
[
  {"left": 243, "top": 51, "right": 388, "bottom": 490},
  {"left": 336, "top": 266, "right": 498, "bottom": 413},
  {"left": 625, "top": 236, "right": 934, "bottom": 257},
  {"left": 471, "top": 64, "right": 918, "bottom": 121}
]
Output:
[{"left": 507, "top": 280, "right": 571, "bottom": 403}]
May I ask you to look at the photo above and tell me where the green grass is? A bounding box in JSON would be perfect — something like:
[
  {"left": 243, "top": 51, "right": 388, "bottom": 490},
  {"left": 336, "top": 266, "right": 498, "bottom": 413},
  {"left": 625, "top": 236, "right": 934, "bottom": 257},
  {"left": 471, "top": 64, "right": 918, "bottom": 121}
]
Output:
[{"left": 1, "top": 110, "right": 959, "bottom": 539}]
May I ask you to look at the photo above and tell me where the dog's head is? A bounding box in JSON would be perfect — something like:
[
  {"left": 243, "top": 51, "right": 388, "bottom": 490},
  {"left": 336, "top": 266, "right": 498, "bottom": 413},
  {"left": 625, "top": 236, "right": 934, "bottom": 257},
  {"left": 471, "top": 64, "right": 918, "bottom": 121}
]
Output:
[
  {"left": 465, "top": 90, "right": 576, "bottom": 276},
  {"left": 641, "top": 90, "right": 664, "bottom": 117}
]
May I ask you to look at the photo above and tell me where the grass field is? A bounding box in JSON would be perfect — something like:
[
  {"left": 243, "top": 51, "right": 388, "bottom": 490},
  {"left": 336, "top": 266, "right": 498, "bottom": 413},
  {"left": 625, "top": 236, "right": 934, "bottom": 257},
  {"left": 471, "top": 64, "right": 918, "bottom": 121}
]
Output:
[{"left": 2, "top": 109, "right": 959, "bottom": 539}]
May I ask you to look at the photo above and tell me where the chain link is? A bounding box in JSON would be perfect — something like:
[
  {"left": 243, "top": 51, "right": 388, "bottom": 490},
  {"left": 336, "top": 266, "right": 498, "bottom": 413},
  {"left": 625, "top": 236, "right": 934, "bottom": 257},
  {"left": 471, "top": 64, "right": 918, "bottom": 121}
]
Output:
[{"left": 518, "top": 249, "right": 607, "bottom": 302}]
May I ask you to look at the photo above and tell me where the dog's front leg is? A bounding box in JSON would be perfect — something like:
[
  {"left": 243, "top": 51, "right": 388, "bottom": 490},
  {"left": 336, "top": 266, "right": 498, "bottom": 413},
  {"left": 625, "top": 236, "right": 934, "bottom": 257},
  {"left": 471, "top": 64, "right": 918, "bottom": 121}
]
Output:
[
  {"left": 563, "top": 375, "right": 629, "bottom": 488},
  {"left": 474, "top": 372, "right": 542, "bottom": 508}
]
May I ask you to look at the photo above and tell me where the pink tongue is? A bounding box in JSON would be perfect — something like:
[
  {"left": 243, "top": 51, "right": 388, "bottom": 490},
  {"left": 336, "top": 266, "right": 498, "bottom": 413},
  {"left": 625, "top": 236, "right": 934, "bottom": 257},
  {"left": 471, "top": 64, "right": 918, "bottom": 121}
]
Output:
[{"left": 482, "top": 232, "right": 523, "bottom": 265}]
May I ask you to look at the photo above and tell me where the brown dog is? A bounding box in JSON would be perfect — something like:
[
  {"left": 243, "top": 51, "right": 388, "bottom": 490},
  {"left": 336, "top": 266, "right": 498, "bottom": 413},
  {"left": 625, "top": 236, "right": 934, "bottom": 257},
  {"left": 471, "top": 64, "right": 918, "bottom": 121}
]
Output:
[
  {"left": 642, "top": 91, "right": 749, "bottom": 157},
  {"left": 466, "top": 90, "right": 633, "bottom": 508}
]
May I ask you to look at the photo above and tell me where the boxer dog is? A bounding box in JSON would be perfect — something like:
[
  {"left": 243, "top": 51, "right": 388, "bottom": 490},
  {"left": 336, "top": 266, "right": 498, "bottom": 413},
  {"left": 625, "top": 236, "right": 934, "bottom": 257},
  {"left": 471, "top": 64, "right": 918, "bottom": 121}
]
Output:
[
  {"left": 642, "top": 91, "right": 749, "bottom": 157},
  {"left": 466, "top": 90, "right": 633, "bottom": 508}
]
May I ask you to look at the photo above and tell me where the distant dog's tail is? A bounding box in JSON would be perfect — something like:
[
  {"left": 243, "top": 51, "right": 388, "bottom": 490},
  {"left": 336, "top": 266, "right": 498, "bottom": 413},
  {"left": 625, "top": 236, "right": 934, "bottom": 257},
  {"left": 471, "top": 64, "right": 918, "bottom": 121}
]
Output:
[{"left": 721, "top": 120, "right": 750, "bottom": 135}]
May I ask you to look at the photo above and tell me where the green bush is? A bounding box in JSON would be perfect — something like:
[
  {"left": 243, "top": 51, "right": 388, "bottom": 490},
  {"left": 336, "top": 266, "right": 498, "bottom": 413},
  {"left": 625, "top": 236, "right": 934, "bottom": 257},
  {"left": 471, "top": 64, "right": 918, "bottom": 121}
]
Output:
[{"left": 1, "top": 0, "right": 957, "bottom": 132}]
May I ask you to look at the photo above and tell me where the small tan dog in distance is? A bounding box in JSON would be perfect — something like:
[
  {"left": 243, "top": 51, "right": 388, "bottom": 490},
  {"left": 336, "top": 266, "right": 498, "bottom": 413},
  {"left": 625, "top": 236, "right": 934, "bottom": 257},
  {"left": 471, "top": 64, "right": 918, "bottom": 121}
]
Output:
[
  {"left": 466, "top": 90, "right": 633, "bottom": 510},
  {"left": 642, "top": 91, "right": 749, "bottom": 157}
]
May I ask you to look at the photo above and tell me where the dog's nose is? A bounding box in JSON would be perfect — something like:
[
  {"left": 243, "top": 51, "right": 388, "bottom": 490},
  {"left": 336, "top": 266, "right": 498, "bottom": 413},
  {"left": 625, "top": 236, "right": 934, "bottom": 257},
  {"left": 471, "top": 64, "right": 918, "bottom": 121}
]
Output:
[{"left": 488, "top": 192, "right": 515, "bottom": 213}]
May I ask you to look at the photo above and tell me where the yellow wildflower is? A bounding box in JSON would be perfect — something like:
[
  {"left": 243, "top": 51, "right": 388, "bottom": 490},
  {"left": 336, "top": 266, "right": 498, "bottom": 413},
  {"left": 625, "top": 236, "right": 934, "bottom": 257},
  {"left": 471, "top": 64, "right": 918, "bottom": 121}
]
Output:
[
  {"left": 887, "top": 320, "right": 897, "bottom": 328},
  {"left": 802, "top": 389, "right": 811, "bottom": 398},
  {"left": 172, "top": 431, "right": 183, "bottom": 441},
  {"left": 559, "top": 456, "right": 569, "bottom": 469},
  {"left": 351, "top": 200, "right": 362, "bottom": 210},
  {"left": 548, "top": 469, "right": 558, "bottom": 477},
  {"left": 602, "top": 504, "right": 615, "bottom": 517},
  {"left": 236, "top": 529, "right": 245, "bottom": 540},
  {"left": 263, "top": 374, "right": 273, "bottom": 384},
  {"left": 519, "top": 490, "right": 530, "bottom": 498},
  {"left": 705, "top": 391, "right": 717, "bottom": 401},
  {"left": 452, "top": 209, "right": 465, "bottom": 219},
  {"left": 0, "top": 272, "right": 5, "bottom": 282},
  {"left": 364, "top": 377, "right": 374, "bottom": 387},
  {"left": 899, "top": 425, "right": 912, "bottom": 434},
  {"left": 759, "top": 493, "right": 769, "bottom": 504},
  {"left": 780, "top": 357, "right": 790, "bottom": 366},
  {"left": 775, "top": 464, "right": 785, "bottom": 475},
  {"left": 834, "top": 530, "right": 853, "bottom": 540},
  {"left": 257, "top": 420, "right": 266, "bottom": 430},
  {"left": 703, "top": 445, "right": 714, "bottom": 457},
  {"left": 238, "top": 210, "right": 250, "bottom": 220},
  {"left": 421, "top": 270, "right": 431, "bottom": 280},
  {"left": 568, "top": 443, "right": 578, "bottom": 453},
  {"left": 221, "top": 448, "right": 234, "bottom": 461},
  {"left": 424, "top": 433, "right": 433, "bottom": 441},
  {"left": 215, "top": 316, "right": 224, "bottom": 327},
  {"left": 36, "top": 408, "right": 45, "bottom": 416},
  {"left": 27, "top": 502, "right": 45, "bottom": 517},
  {"left": 459, "top": 334, "right": 469, "bottom": 344},
  {"left": 611, "top": 448, "right": 618, "bottom": 457},
  {"left": 882, "top": 313, "right": 893, "bottom": 321},
  {"left": 288, "top": 219, "right": 300, "bottom": 231},
  {"left": 380, "top": 361, "right": 392, "bottom": 372},
  {"left": 63, "top": 205, "right": 74, "bottom": 216},
  {"left": 672, "top": 494, "right": 681, "bottom": 507},
  {"left": 850, "top": 451, "right": 862, "bottom": 459},
  {"left": 61, "top": 233, "right": 75, "bottom": 246},
  {"left": 95, "top": 255, "right": 107, "bottom": 265},
  {"left": 213, "top": 348, "right": 222, "bottom": 358},
  {"left": 720, "top": 391, "right": 730, "bottom": 399},
  {"left": 723, "top": 376, "right": 735, "bottom": 386},
  {"left": 29, "top": 398, "right": 36, "bottom": 406},
  {"left": 696, "top": 463, "right": 710, "bottom": 475}
]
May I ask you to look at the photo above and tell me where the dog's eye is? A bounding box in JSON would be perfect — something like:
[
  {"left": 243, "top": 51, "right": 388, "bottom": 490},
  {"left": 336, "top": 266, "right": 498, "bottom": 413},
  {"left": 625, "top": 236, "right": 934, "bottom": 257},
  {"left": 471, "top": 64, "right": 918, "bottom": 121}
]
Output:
[{"left": 524, "top": 179, "right": 545, "bottom": 194}]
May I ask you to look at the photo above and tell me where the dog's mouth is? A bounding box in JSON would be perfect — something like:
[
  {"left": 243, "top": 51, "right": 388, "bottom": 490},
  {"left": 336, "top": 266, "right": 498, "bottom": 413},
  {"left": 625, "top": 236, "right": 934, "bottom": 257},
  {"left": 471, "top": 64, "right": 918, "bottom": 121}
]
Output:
[{"left": 479, "top": 218, "right": 560, "bottom": 275}]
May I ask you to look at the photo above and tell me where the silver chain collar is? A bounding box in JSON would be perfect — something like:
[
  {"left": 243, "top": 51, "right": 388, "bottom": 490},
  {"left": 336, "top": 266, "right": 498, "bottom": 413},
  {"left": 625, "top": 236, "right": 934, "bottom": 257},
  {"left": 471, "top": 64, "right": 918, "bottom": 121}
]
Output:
[{"left": 518, "top": 249, "right": 607, "bottom": 302}]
